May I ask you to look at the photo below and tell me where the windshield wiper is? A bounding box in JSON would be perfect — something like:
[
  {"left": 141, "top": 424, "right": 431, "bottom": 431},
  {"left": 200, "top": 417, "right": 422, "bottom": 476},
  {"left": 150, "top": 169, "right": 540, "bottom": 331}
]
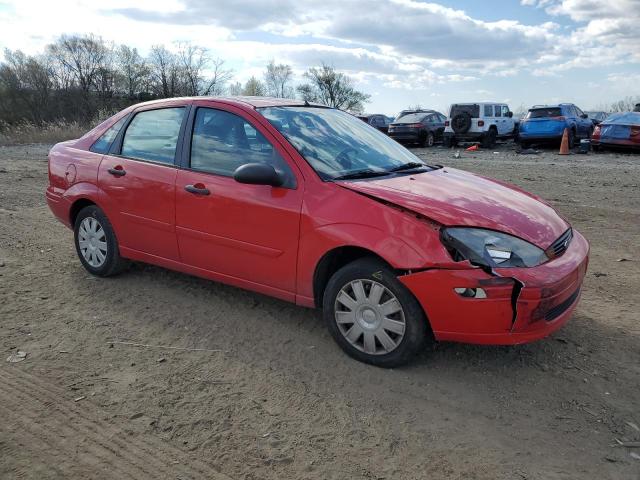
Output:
[
  {"left": 333, "top": 169, "right": 391, "bottom": 180},
  {"left": 387, "top": 161, "right": 426, "bottom": 172}
]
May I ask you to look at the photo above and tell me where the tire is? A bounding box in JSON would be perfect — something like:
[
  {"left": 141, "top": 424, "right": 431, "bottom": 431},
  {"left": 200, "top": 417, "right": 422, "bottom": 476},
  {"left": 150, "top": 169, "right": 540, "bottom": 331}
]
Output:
[
  {"left": 451, "top": 113, "right": 472, "bottom": 134},
  {"left": 426, "top": 132, "right": 435, "bottom": 147},
  {"left": 482, "top": 129, "right": 497, "bottom": 149},
  {"left": 322, "top": 257, "right": 429, "bottom": 368},
  {"left": 568, "top": 129, "right": 576, "bottom": 149},
  {"left": 417, "top": 133, "right": 427, "bottom": 148},
  {"left": 519, "top": 141, "right": 530, "bottom": 150},
  {"left": 74, "top": 205, "right": 128, "bottom": 277},
  {"left": 443, "top": 136, "right": 456, "bottom": 148}
]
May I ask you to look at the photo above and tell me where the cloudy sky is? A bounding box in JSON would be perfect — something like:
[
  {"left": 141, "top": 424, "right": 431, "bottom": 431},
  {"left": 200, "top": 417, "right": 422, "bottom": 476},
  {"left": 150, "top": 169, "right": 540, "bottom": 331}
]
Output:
[{"left": 1, "top": 0, "right": 639, "bottom": 115}]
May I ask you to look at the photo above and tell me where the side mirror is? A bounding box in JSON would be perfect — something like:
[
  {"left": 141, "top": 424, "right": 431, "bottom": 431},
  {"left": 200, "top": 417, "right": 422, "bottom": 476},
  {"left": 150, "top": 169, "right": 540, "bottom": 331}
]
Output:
[
  {"left": 580, "top": 113, "right": 588, "bottom": 119},
  {"left": 233, "top": 163, "right": 284, "bottom": 187},
  {"left": 507, "top": 111, "right": 514, "bottom": 118}
]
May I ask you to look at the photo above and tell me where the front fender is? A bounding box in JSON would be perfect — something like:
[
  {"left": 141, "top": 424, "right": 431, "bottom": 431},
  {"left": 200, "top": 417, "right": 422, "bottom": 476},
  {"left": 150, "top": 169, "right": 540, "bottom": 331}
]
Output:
[{"left": 296, "top": 222, "right": 435, "bottom": 303}]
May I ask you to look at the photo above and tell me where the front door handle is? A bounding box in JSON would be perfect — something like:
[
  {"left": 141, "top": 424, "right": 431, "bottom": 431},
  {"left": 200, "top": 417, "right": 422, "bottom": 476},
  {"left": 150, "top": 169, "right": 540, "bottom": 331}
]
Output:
[
  {"left": 185, "top": 184, "right": 210, "bottom": 196},
  {"left": 108, "top": 166, "right": 126, "bottom": 177}
]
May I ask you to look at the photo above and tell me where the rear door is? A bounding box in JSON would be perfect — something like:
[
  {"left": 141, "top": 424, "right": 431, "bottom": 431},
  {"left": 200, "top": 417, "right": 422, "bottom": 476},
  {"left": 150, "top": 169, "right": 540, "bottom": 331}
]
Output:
[
  {"left": 98, "top": 105, "right": 188, "bottom": 261},
  {"left": 174, "top": 103, "right": 304, "bottom": 298}
]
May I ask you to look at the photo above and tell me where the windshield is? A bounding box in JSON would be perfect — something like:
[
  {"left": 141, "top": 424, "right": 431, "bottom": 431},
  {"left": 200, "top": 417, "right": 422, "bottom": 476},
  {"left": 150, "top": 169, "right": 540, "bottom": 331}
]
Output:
[
  {"left": 526, "top": 108, "right": 562, "bottom": 119},
  {"left": 258, "top": 106, "right": 429, "bottom": 180},
  {"left": 395, "top": 113, "right": 427, "bottom": 123}
]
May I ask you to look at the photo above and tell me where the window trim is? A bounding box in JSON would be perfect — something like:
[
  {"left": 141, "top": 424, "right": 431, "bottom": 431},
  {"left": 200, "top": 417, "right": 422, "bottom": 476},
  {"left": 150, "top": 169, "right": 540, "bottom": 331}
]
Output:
[
  {"left": 108, "top": 104, "right": 192, "bottom": 168},
  {"left": 181, "top": 105, "right": 298, "bottom": 189}
]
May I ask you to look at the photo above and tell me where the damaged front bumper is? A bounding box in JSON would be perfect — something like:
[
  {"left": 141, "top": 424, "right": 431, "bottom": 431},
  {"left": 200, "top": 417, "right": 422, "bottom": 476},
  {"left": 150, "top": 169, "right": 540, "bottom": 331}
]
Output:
[{"left": 399, "top": 229, "right": 589, "bottom": 345}]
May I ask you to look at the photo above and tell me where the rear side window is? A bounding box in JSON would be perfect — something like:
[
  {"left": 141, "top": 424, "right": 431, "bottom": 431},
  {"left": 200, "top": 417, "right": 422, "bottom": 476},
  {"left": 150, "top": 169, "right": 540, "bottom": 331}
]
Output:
[
  {"left": 190, "top": 108, "right": 295, "bottom": 186},
  {"left": 121, "top": 107, "right": 185, "bottom": 164},
  {"left": 90, "top": 116, "right": 128, "bottom": 154},
  {"left": 450, "top": 104, "right": 480, "bottom": 118},
  {"left": 526, "top": 108, "right": 562, "bottom": 119}
]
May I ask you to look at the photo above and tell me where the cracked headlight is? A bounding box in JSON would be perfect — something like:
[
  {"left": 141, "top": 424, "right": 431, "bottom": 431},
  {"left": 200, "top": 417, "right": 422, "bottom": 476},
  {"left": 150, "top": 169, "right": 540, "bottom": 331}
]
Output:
[{"left": 441, "top": 227, "right": 548, "bottom": 268}]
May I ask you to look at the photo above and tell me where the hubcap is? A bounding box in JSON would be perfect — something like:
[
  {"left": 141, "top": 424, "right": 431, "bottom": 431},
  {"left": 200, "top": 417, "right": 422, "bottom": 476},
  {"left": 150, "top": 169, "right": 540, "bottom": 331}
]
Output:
[
  {"left": 334, "top": 279, "right": 406, "bottom": 355},
  {"left": 78, "top": 217, "right": 107, "bottom": 268}
]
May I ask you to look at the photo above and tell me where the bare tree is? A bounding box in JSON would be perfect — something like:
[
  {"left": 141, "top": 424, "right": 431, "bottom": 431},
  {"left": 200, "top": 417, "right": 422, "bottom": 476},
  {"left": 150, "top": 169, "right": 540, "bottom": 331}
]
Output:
[
  {"left": 297, "top": 64, "right": 370, "bottom": 113},
  {"left": 610, "top": 96, "right": 640, "bottom": 112},
  {"left": 117, "top": 45, "right": 148, "bottom": 100},
  {"left": 0, "top": 49, "right": 54, "bottom": 124},
  {"left": 176, "top": 42, "right": 209, "bottom": 96},
  {"left": 47, "top": 35, "right": 108, "bottom": 95},
  {"left": 228, "top": 81, "right": 243, "bottom": 96},
  {"left": 148, "top": 45, "right": 180, "bottom": 97},
  {"left": 202, "top": 58, "right": 233, "bottom": 96},
  {"left": 264, "top": 60, "right": 294, "bottom": 98}
]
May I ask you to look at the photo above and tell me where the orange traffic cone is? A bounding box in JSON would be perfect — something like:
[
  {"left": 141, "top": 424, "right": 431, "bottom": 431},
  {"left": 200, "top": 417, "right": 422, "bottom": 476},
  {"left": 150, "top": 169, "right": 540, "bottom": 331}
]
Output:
[
  {"left": 466, "top": 144, "right": 479, "bottom": 151},
  {"left": 559, "top": 128, "right": 570, "bottom": 155}
]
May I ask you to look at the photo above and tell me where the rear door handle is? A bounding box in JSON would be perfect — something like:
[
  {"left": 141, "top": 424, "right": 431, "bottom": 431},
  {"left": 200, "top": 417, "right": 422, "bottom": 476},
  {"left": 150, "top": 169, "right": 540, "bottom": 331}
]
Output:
[
  {"left": 108, "top": 167, "right": 126, "bottom": 177},
  {"left": 185, "top": 184, "right": 210, "bottom": 196}
]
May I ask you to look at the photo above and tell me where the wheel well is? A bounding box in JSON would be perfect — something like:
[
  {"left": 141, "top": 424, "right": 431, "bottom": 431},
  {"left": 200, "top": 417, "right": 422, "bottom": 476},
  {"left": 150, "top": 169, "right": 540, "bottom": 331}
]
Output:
[
  {"left": 69, "top": 199, "right": 95, "bottom": 226},
  {"left": 313, "top": 246, "right": 390, "bottom": 308}
]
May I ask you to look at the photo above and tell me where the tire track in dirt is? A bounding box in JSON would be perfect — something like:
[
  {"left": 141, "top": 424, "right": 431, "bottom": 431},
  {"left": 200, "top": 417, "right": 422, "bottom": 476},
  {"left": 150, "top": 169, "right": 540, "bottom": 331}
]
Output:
[{"left": 0, "top": 367, "right": 233, "bottom": 480}]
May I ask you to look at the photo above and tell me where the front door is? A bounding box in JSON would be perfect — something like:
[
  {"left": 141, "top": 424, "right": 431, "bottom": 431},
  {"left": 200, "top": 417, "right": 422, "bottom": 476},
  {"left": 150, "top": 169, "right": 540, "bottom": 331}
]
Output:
[
  {"left": 175, "top": 105, "right": 303, "bottom": 296},
  {"left": 98, "top": 106, "right": 187, "bottom": 261}
]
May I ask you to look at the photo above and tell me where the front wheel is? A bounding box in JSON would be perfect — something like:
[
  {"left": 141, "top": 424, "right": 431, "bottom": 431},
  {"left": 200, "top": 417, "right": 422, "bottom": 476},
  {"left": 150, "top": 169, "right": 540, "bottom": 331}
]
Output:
[
  {"left": 426, "top": 132, "right": 435, "bottom": 147},
  {"left": 482, "top": 129, "right": 497, "bottom": 149},
  {"left": 74, "top": 205, "right": 128, "bottom": 277},
  {"left": 323, "top": 258, "right": 429, "bottom": 368}
]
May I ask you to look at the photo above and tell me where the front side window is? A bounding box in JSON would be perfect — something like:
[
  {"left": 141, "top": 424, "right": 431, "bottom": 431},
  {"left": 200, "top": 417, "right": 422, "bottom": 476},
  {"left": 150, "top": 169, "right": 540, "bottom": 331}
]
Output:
[
  {"left": 494, "top": 106, "right": 502, "bottom": 117},
  {"left": 484, "top": 105, "right": 493, "bottom": 117},
  {"left": 501, "top": 105, "right": 510, "bottom": 117},
  {"left": 259, "top": 106, "right": 432, "bottom": 180},
  {"left": 121, "top": 107, "right": 185, "bottom": 164},
  {"left": 91, "top": 116, "right": 128, "bottom": 154},
  {"left": 190, "top": 108, "right": 295, "bottom": 186}
]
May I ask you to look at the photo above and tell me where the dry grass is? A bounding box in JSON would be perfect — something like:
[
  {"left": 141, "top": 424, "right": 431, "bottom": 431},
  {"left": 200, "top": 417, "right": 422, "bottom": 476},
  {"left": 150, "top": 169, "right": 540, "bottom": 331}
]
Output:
[{"left": 0, "top": 120, "right": 89, "bottom": 146}]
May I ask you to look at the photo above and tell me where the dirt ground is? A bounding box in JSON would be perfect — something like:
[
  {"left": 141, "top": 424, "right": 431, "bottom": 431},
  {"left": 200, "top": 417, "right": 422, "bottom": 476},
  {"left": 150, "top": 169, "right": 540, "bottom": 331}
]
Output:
[{"left": 1, "top": 142, "right": 639, "bottom": 480}]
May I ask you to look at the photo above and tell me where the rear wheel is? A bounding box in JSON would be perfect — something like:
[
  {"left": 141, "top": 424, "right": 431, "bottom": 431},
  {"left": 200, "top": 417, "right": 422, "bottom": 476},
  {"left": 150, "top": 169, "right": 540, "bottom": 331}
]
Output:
[
  {"left": 74, "top": 205, "right": 128, "bottom": 277},
  {"left": 443, "top": 136, "right": 456, "bottom": 148},
  {"left": 323, "top": 258, "right": 429, "bottom": 368}
]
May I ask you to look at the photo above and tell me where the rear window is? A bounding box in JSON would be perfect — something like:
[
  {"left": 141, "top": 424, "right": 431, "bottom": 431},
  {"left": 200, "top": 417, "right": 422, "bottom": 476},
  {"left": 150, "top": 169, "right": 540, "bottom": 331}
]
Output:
[
  {"left": 450, "top": 104, "right": 480, "bottom": 118},
  {"left": 395, "top": 113, "right": 427, "bottom": 123},
  {"left": 526, "top": 108, "right": 562, "bottom": 119}
]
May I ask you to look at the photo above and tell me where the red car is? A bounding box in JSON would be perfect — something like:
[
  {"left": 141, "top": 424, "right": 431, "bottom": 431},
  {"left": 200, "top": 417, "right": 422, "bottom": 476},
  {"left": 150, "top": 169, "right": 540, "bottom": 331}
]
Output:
[
  {"left": 46, "top": 97, "right": 589, "bottom": 367},
  {"left": 591, "top": 112, "right": 640, "bottom": 151}
]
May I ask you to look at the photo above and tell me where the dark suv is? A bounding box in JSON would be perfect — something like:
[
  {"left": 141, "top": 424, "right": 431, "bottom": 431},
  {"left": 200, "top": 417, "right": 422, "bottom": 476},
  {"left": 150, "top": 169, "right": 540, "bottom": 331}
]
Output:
[{"left": 388, "top": 110, "right": 446, "bottom": 147}]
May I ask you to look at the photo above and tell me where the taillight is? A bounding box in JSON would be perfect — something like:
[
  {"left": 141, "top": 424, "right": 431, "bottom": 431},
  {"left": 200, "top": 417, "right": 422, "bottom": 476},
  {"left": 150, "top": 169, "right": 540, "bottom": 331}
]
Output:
[
  {"left": 477, "top": 120, "right": 485, "bottom": 127},
  {"left": 630, "top": 126, "right": 640, "bottom": 138},
  {"left": 410, "top": 123, "right": 423, "bottom": 128},
  {"left": 445, "top": 120, "right": 450, "bottom": 126},
  {"left": 593, "top": 125, "right": 601, "bottom": 136}
]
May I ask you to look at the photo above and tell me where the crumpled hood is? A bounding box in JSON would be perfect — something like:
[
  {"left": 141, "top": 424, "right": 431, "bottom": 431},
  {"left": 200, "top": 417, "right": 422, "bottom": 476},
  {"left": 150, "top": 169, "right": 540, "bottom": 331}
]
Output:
[{"left": 341, "top": 167, "right": 569, "bottom": 248}]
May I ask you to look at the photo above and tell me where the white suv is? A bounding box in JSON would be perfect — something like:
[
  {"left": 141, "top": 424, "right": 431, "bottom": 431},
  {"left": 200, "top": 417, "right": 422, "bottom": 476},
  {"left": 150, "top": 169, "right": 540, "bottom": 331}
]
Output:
[{"left": 443, "top": 103, "right": 516, "bottom": 148}]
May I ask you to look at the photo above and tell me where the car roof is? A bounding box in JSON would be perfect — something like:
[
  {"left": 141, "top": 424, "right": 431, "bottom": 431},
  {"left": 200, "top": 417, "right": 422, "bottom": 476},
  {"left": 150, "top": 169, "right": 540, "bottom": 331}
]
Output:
[
  {"left": 530, "top": 103, "right": 574, "bottom": 109},
  {"left": 133, "top": 96, "right": 326, "bottom": 109},
  {"left": 451, "top": 102, "right": 507, "bottom": 106}
]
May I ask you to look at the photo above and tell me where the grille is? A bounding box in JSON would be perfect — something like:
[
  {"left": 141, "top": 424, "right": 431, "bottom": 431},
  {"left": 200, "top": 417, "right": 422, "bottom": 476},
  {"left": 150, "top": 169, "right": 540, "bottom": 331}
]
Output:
[
  {"left": 546, "top": 228, "right": 573, "bottom": 259},
  {"left": 545, "top": 288, "right": 580, "bottom": 322}
]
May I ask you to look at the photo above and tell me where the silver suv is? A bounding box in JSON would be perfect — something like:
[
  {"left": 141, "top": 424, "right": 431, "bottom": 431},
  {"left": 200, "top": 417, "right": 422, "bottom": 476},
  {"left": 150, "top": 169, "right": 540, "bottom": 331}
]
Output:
[{"left": 444, "top": 102, "right": 516, "bottom": 148}]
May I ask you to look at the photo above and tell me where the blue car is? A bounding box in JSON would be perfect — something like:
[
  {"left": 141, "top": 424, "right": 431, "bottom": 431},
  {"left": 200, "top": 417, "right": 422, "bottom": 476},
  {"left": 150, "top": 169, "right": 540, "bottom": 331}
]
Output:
[{"left": 518, "top": 103, "right": 594, "bottom": 148}]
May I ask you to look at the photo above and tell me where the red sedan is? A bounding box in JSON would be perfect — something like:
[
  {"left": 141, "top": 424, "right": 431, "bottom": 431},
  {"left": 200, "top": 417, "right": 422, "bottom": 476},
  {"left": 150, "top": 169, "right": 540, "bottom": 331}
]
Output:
[
  {"left": 591, "top": 112, "right": 640, "bottom": 151},
  {"left": 46, "top": 97, "right": 589, "bottom": 367}
]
